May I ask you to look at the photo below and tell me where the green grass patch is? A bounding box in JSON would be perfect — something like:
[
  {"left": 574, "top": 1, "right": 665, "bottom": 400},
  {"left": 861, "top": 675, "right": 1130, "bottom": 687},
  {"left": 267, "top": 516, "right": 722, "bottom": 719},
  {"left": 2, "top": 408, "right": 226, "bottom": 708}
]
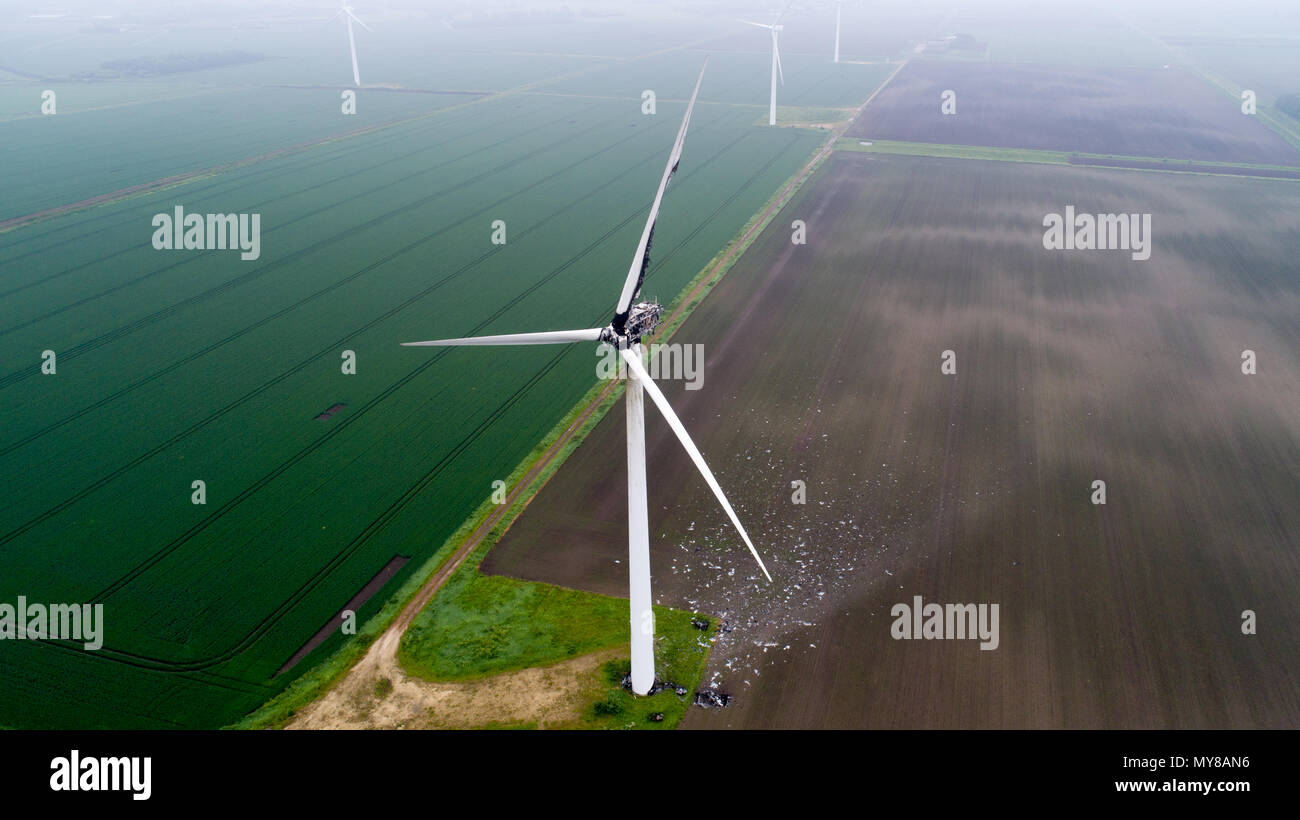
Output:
[
  {"left": 399, "top": 572, "right": 630, "bottom": 680},
  {"left": 837, "top": 137, "right": 1071, "bottom": 164},
  {"left": 578, "top": 614, "right": 716, "bottom": 730}
]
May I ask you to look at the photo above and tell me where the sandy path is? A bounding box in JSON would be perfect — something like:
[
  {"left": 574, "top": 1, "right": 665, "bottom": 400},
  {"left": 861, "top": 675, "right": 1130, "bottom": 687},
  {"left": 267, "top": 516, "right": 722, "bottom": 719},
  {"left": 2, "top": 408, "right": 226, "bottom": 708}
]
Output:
[{"left": 288, "top": 622, "right": 619, "bottom": 729}]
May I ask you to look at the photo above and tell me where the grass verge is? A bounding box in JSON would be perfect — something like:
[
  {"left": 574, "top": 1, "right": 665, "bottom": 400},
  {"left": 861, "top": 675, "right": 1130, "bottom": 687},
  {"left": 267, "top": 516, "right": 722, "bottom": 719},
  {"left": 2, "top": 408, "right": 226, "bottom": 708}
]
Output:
[{"left": 837, "top": 137, "right": 1300, "bottom": 179}]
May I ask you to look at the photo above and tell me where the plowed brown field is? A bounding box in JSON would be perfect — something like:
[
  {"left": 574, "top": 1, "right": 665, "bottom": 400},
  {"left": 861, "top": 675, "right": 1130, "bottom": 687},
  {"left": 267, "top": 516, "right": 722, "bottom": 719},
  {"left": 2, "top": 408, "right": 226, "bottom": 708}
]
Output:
[{"left": 484, "top": 151, "right": 1300, "bottom": 728}]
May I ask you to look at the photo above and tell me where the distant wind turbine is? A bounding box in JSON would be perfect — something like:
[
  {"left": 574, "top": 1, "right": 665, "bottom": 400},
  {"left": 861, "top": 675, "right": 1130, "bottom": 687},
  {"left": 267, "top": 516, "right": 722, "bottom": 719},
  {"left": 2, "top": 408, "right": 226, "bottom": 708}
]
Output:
[
  {"left": 401, "top": 60, "right": 772, "bottom": 697},
  {"left": 834, "top": 0, "right": 842, "bottom": 63},
  {"left": 329, "top": 2, "right": 372, "bottom": 87},
  {"left": 742, "top": 14, "right": 786, "bottom": 125}
]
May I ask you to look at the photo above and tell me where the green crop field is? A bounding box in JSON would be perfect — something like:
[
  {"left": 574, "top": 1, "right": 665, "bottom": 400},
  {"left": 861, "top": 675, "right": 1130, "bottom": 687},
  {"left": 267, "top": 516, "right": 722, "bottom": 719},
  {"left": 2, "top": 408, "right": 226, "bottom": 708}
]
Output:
[
  {"left": 0, "top": 12, "right": 850, "bottom": 728},
  {"left": 10, "top": 0, "right": 1289, "bottom": 738}
]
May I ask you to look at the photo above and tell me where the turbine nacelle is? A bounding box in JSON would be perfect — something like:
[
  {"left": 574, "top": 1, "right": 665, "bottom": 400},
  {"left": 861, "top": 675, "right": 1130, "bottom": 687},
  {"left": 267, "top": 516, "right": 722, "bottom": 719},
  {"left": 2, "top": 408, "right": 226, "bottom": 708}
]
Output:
[{"left": 604, "top": 301, "right": 663, "bottom": 347}]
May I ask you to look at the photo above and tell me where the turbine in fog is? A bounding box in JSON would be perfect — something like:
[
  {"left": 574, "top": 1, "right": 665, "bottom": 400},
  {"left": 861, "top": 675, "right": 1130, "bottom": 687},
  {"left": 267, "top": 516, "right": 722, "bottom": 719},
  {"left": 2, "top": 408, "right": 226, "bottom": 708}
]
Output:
[
  {"left": 401, "top": 60, "right": 771, "bottom": 696},
  {"left": 742, "top": 14, "right": 787, "bottom": 126},
  {"left": 329, "top": 2, "right": 372, "bottom": 87},
  {"left": 834, "top": 0, "right": 842, "bottom": 63}
]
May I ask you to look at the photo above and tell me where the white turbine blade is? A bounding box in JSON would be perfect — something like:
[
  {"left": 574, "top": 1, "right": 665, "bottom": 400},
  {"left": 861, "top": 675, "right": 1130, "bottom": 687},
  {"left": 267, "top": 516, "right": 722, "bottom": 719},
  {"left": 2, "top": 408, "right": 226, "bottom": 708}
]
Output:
[
  {"left": 740, "top": 19, "right": 773, "bottom": 29},
  {"left": 619, "top": 348, "right": 772, "bottom": 583},
  {"left": 613, "top": 58, "right": 709, "bottom": 321},
  {"left": 346, "top": 15, "right": 360, "bottom": 86},
  {"left": 346, "top": 9, "right": 373, "bottom": 32},
  {"left": 401, "top": 328, "right": 603, "bottom": 347},
  {"left": 774, "top": 35, "right": 784, "bottom": 85}
]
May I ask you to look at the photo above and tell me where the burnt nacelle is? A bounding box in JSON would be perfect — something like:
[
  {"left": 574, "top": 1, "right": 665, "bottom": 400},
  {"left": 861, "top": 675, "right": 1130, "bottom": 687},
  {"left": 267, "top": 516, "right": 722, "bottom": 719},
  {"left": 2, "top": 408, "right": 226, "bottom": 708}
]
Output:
[
  {"left": 623, "top": 301, "right": 663, "bottom": 342},
  {"left": 605, "top": 301, "right": 663, "bottom": 346}
]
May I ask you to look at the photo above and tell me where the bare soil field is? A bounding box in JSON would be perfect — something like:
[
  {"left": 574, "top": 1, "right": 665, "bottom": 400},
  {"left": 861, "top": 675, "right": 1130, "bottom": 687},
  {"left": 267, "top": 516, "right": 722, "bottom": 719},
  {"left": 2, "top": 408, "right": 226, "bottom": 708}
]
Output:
[
  {"left": 483, "top": 151, "right": 1300, "bottom": 728},
  {"left": 849, "top": 60, "right": 1300, "bottom": 165}
]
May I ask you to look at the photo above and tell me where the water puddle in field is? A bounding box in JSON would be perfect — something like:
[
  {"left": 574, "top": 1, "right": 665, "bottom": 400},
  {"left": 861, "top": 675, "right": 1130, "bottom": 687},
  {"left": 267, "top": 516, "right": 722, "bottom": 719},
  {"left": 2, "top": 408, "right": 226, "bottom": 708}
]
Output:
[{"left": 314, "top": 402, "right": 347, "bottom": 421}]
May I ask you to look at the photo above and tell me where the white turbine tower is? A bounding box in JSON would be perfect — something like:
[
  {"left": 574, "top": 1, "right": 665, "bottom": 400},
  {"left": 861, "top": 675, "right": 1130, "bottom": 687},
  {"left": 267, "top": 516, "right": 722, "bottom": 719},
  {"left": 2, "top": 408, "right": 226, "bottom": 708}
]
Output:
[
  {"left": 742, "top": 15, "right": 786, "bottom": 126},
  {"left": 401, "top": 60, "right": 771, "bottom": 697},
  {"left": 329, "top": 2, "right": 372, "bottom": 87},
  {"left": 834, "top": 0, "right": 842, "bottom": 63}
]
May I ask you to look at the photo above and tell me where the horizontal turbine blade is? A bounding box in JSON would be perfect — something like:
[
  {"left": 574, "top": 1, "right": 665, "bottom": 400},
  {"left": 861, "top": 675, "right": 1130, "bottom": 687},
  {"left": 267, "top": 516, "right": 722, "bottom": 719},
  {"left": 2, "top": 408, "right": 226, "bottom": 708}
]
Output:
[
  {"left": 613, "top": 58, "right": 709, "bottom": 323},
  {"left": 620, "top": 348, "right": 772, "bottom": 583},
  {"left": 401, "top": 328, "right": 603, "bottom": 347},
  {"left": 740, "top": 19, "right": 773, "bottom": 29}
]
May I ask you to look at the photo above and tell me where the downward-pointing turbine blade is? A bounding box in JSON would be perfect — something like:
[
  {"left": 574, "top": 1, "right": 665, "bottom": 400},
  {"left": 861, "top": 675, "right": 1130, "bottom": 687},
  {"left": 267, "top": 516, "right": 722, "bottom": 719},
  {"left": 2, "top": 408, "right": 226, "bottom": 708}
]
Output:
[
  {"left": 619, "top": 348, "right": 772, "bottom": 583},
  {"left": 613, "top": 58, "right": 709, "bottom": 324},
  {"left": 401, "top": 328, "right": 603, "bottom": 347},
  {"left": 347, "top": 10, "right": 373, "bottom": 31},
  {"left": 774, "top": 35, "right": 784, "bottom": 85}
]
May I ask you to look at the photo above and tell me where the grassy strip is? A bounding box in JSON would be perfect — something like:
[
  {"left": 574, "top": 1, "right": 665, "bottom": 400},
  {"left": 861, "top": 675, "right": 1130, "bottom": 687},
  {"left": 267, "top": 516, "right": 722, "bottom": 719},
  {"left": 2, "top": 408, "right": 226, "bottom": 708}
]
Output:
[
  {"left": 837, "top": 137, "right": 1300, "bottom": 179},
  {"left": 838, "top": 137, "right": 1071, "bottom": 164},
  {"left": 758, "top": 105, "right": 856, "bottom": 127}
]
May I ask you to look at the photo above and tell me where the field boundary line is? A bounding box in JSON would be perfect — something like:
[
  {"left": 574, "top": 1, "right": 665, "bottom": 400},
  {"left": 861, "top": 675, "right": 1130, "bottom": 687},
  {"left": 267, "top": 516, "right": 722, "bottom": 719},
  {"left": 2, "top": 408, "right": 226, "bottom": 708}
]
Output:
[
  {"left": 838, "top": 138, "right": 1300, "bottom": 182},
  {"left": 0, "top": 84, "right": 245, "bottom": 123}
]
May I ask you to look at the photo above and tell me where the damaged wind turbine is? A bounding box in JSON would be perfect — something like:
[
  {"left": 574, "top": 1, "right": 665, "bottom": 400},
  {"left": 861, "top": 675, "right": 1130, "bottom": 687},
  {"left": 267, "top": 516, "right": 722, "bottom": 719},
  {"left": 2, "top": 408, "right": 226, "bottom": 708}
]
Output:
[{"left": 401, "top": 59, "right": 771, "bottom": 696}]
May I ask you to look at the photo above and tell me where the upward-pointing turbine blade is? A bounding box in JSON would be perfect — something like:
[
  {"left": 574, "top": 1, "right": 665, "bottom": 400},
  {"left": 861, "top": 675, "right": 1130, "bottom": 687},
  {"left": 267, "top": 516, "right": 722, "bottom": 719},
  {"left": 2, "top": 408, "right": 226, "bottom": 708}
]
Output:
[
  {"left": 619, "top": 348, "right": 772, "bottom": 583},
  {"left": 401, "top": 328, "right": 603, "bottom": 347},
  {"left": 613, "top": 58, "right": 709, "bottom": 324},
  {"left": 774, "top": 0, "right": 792, "bottom": 26}
]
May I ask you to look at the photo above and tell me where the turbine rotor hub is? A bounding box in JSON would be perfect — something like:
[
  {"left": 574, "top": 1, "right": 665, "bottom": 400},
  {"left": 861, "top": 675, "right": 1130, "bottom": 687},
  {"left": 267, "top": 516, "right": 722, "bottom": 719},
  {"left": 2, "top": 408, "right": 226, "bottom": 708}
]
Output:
[{"left": 606, "top": 301, "right": 663, "bottom": 346}]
